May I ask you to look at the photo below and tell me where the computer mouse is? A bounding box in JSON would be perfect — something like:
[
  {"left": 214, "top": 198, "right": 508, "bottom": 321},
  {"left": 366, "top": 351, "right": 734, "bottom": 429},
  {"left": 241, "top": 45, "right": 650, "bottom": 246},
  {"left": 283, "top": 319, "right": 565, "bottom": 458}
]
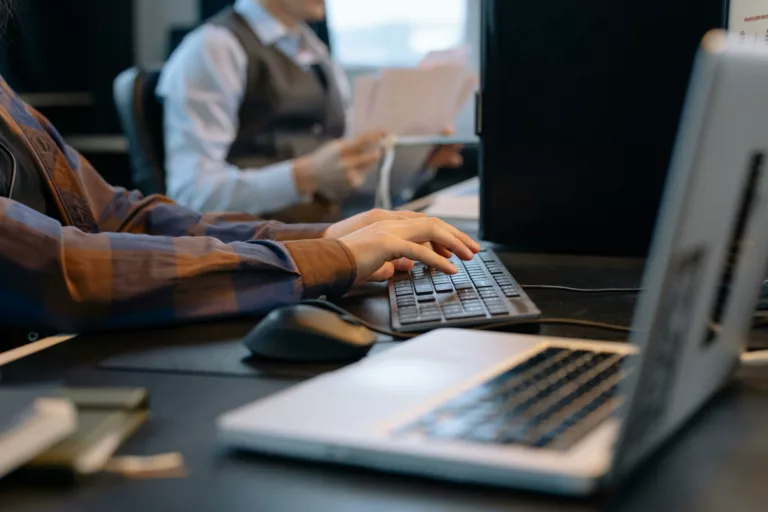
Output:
[{"left": 243, "top": 304, "right": 378, "bottom": 363}]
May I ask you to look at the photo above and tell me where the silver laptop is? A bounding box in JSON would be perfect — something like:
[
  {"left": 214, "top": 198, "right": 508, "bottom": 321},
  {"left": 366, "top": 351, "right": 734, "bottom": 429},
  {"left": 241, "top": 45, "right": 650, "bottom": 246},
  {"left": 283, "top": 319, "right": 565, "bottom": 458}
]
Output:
[{"left": 217, "top": 32, "right": 768, "bottom": 496}]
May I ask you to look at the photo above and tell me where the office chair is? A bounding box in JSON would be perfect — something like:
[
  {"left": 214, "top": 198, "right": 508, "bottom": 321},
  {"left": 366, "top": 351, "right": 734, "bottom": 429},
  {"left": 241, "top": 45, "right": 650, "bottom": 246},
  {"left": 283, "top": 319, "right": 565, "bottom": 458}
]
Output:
[{"left": 113, "top": 67, "right": 166, "bottom": 195}]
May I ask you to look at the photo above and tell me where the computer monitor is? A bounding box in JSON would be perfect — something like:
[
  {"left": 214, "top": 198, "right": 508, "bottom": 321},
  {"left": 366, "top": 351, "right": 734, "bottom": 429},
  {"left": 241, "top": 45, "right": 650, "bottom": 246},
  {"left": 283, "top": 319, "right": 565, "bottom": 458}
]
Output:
[{"left": 479, "top": 0, "right": 729, "bottom": 256}]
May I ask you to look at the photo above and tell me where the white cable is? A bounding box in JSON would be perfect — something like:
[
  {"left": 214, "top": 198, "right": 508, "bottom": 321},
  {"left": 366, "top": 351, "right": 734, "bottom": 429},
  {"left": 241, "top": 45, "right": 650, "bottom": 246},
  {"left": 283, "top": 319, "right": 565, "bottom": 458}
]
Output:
[{"left": 375, "top": 137, "right": 397, "bottom": 210}]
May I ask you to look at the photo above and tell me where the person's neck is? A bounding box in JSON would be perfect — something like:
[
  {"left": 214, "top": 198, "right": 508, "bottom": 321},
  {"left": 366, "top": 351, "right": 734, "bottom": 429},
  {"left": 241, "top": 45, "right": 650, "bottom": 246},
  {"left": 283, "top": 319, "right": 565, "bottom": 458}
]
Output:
[{"left": 259, "top": 0, "right": 301, "bottom": 30}]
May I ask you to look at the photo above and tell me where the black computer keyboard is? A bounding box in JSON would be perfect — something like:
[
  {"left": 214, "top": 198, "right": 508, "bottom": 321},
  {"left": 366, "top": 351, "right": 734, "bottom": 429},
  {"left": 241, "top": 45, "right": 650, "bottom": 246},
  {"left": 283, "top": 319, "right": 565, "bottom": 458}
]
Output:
[
  {"left": 395, "top": 347, "right": 633, "bottom": 450},
  {"left": 388, "top": 249, "right": 540, "bottom": 332}
]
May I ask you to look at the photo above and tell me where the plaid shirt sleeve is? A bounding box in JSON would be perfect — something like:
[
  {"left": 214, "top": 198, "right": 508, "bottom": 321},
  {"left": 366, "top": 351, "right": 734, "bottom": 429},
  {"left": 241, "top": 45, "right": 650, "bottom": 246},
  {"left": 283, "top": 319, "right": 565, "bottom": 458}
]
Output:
[{"left": 0, "top": 102, "right": 357, "bottom": 334}]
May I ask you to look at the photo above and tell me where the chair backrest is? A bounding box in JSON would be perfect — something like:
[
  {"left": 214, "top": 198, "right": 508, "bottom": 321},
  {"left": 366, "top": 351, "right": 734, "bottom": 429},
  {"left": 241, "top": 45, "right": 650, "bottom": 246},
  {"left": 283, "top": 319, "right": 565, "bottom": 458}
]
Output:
[{"left": 113, "top": 67, "right": 166, "bottom": 195}]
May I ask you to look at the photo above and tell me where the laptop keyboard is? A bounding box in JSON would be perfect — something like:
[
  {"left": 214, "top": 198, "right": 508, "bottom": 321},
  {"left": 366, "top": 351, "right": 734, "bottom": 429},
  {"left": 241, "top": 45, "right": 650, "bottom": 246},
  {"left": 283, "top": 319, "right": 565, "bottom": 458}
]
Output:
[
  {"left": 389, "top": 249, "right": 540, "bottom": 332},
  {"left": 395, "top": 347, "right": 633, "bottom": 450}
]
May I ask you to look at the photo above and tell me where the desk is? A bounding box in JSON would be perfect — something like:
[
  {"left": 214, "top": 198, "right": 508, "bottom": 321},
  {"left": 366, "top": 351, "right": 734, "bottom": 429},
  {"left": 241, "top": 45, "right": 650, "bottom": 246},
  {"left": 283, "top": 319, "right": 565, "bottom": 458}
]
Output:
[{"left": 1, "top": 248, "right": 767, "bottom": 512}]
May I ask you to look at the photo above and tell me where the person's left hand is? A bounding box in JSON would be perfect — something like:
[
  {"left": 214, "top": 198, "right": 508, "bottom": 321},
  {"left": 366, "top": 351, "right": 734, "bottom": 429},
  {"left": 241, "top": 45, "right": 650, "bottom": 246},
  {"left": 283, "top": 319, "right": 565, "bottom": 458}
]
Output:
[
  {"left": 425, "top": 126, "right": 464, "bottom": 169},
  {"left": 324, "top": 209, "right": 463, "bottom": 283},
  {"left": 324, "top": 208, "right": 427, "bottom": 240}
]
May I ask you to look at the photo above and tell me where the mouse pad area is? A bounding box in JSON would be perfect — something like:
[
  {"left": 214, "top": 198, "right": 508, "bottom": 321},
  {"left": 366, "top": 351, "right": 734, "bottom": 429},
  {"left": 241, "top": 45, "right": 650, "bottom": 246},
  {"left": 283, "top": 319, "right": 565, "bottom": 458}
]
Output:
[{"left": 99, "top": 286, "right": 397, "bottom": 379}]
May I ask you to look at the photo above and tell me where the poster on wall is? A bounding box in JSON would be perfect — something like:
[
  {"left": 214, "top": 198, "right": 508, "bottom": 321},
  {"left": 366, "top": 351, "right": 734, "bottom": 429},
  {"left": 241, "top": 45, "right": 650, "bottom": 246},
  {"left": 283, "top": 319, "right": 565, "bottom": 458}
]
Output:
[{"left": 730, "top": 0, "right": 768, "bottom": 43}]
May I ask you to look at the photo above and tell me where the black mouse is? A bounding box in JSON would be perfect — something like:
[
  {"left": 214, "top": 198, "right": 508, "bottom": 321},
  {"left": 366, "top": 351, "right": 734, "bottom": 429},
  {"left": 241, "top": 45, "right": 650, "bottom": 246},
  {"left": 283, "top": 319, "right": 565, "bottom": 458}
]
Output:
[{"left": 243, "top": 304, "right": 378, "bottom": 363}]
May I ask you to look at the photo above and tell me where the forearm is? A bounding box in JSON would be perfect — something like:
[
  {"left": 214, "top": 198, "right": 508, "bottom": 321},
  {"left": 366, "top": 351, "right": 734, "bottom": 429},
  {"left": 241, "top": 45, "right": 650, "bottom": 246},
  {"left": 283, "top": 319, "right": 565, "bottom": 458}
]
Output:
[
  {"left": 95, "top": 178, "right": 329, "bottom": 242},
  {"left": 0, "top": 201, "right": 354, "bottom": 333}
]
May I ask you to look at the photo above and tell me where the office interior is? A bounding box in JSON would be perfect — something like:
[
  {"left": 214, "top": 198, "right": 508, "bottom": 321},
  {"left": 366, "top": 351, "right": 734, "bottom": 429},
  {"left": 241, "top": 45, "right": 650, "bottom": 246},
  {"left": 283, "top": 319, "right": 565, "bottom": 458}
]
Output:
[{"left": 1, "top": 0, "right": 768, "bottom": 511}]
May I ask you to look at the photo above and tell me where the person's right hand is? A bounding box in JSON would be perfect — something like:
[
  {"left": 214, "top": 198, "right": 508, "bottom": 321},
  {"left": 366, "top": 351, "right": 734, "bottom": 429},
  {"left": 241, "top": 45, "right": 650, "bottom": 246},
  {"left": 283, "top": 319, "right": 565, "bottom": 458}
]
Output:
[
  {"left": 293, "top": 130, "right": 388, "bottom": 201},
  {"left": 338, "top": 217, "right": 481, "bottom": 285}
]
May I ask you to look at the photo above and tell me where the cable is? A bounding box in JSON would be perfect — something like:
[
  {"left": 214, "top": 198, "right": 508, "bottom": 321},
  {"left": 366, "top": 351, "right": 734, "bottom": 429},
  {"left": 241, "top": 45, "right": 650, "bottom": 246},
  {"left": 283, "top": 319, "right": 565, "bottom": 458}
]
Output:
[
  {"left": 305, "top": 303, "right": 765, "bottom": 371},
  {"left": 299, "top": 299, "right": 632, "bottom": 339},
  {"left": 521, "top": 285, "right": 642, "bottom": 294},
  {"left": 474, "top": 318, "right": 632, "bottom": 333},
  {"left": 300, "top": 299, "right": 418, "bottom": 339},
  {"left": 374, "top": 142, "right": 397, "bottom": 210}
]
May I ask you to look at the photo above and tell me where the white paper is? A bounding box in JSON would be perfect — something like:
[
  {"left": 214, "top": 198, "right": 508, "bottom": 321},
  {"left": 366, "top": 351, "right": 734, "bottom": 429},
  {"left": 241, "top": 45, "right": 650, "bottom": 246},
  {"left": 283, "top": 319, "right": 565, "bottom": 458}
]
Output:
[
  {"left": 350, "top": 56, "right": 478, "bottom": 199},
  {"left": 425, "top": 196, "right": 480, "bottom": 220},
  {"left": 419, "top": 46, "right": 470, "bottom": 69},
  {"left": 352, "top": 65, "right": 478, "bottom": 137}
]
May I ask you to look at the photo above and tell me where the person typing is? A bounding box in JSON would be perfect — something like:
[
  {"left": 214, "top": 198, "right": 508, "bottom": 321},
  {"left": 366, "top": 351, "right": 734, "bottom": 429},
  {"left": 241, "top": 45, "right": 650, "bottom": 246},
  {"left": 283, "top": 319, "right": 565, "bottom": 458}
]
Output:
[{"left": 0, "top": 73, "right": 479, "bottom": 348}]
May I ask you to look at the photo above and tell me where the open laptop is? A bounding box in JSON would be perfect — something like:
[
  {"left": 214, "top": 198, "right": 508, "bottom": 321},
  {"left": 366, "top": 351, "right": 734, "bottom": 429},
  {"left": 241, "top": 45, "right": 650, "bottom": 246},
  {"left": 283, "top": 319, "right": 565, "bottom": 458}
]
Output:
[{"left": 217, "top": 32, "right": 768, "bottom": 495}]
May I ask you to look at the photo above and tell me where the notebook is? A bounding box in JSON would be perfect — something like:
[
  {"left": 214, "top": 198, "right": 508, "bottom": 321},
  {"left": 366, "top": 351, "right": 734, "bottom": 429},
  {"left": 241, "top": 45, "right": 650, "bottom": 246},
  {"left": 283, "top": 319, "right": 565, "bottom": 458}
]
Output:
[
  {"left": 24, "top": 388, "right": 149, "bottom": 478},
  {"left": 0, "top": 390, "right": 77, "bottom": 480}
]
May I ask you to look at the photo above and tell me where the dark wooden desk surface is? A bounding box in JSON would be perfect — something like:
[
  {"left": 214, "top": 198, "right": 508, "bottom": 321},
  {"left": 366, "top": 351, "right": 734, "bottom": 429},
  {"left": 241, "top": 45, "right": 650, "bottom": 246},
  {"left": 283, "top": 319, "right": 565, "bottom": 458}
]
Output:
[{"left": 1, "top": 251, "right": 767, "bottom": 512}]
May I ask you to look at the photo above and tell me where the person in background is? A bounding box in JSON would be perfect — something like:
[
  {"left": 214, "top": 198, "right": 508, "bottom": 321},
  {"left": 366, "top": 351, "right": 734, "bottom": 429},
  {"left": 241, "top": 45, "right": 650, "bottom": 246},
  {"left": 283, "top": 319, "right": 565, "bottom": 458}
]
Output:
[{"left": 158, "top": 0, "right": 463, "bottom": 221}]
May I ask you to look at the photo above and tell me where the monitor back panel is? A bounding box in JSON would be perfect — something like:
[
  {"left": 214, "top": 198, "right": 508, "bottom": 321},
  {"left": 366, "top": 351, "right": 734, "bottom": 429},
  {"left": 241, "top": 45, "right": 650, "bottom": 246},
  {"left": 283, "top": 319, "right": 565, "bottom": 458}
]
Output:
[{"left": 479, "top": 0, "right": 727, "bottom": 256}]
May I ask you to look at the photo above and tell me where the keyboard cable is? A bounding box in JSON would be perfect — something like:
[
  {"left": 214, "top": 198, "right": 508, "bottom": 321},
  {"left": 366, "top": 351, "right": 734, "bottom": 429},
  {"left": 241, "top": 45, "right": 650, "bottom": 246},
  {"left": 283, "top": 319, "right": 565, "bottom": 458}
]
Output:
[
  {"left": 303, "top": 300, "right": 768, "bottom": 371},
  {"left": 520, "top": 285, "right": 642, "bottom": 293},
  {"left": 300, "top": 299, "right": 632, "bottom": 340}
]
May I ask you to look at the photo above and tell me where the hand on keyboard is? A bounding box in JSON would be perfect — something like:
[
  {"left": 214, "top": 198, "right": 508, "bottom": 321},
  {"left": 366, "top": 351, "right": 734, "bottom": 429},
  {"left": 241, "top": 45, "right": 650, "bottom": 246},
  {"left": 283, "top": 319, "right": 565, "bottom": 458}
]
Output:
[
  {"left": 389, "top": 249, "right": 541, "bottom": 331},
  {"left": 339, "top": 217, "right": 481, "bottom": 285}
]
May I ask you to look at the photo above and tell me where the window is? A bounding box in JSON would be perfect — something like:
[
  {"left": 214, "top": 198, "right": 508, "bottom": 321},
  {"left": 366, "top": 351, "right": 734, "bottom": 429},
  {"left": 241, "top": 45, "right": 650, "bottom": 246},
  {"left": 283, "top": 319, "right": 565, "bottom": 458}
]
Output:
[{"left": 326, "top": 0, "right": 468, "bottom": 68}]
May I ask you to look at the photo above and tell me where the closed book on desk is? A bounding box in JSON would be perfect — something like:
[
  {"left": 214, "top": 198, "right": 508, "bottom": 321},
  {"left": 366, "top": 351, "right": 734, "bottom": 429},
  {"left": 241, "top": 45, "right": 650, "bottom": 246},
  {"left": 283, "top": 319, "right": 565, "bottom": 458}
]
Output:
[
  {"left": 0, "top": 390, "right": 77, "bottom": 479},
  {"left": 25, "top": 388, "right": 149, "bottom": 478}
]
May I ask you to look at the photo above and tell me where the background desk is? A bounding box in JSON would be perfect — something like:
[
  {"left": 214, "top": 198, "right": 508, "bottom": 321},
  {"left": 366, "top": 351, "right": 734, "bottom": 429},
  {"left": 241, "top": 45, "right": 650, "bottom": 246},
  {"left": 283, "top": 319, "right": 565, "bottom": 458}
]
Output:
[{"left": 1, "top": 244, "right": 767, "bottom": 511}]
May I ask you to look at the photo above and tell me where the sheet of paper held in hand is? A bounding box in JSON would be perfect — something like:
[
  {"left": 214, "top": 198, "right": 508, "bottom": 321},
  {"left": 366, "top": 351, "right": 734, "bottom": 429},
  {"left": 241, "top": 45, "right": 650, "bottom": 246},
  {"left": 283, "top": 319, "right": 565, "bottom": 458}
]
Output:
[{"left": 353, "top": 48, "right": 478, "bottom": 194}]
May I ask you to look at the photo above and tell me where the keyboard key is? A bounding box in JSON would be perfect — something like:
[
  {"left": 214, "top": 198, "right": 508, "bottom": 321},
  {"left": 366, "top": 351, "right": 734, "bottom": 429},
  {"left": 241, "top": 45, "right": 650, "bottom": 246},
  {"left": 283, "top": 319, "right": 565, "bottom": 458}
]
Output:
[
  {"left": 415, "top": 284, "right": 434, "bottom": 295},
  {"left": 473, "top": 280, "right": 494, "bottom": 288},
  {"left": 435, "top": 284, "right": 454, "bottom": 293},
  {"left": 418, "top": 295, "right": 436, "bottom": 303},
  {"left": 444, "top": 310, "right": 471, "bottom": 320},
  {"left": 455, "top": 282, "right": 473, "bottom": 290},
  {"left": 464, "top": 424, "right": 504, "bottom": 443}
]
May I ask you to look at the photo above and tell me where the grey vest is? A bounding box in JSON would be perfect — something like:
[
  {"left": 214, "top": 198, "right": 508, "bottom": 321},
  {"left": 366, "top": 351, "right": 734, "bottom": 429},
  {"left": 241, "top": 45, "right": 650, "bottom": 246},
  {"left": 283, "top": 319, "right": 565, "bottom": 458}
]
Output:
[{"left": 211, "top": 8, "right": 346, "bottom": 170}]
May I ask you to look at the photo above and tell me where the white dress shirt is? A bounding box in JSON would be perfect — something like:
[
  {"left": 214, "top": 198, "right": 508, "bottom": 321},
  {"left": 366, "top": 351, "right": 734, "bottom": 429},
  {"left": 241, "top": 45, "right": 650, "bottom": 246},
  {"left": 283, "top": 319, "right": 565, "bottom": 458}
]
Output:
[{"left": 157, "top": 0, "right": 352, "bottom": 214}]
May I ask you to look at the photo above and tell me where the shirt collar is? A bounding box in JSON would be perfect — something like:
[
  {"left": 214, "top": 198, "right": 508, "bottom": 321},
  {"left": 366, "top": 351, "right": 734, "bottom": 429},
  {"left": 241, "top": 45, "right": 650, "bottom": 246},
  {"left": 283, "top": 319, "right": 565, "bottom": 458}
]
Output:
[{"left": 234, "top": 0, "right": 327, "bottom": 58}]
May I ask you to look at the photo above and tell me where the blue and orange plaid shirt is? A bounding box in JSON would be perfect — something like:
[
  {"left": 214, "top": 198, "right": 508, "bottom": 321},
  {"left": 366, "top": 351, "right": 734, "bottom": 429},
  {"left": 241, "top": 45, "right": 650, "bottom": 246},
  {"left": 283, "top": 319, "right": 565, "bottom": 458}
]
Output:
[{"left": 0, "top": 77, "right": 356, "bottom": 340}]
